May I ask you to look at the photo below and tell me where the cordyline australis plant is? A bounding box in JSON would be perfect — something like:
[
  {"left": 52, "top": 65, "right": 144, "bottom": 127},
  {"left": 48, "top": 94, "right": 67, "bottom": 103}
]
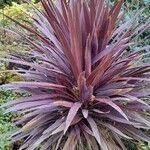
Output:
[{"left": 0, "top": 0, "right": 150, "bottom": 149}]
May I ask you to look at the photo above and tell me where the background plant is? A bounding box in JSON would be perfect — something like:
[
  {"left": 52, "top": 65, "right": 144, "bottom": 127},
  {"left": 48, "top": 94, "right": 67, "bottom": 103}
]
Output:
[
  {"left": 0, "top": 2, "right": 34, "bottom": 150},
  {"left": 0, "top": 0, "right": 40, "bottom": 9},
  {"left": 0, "top": 90, "right": 19, "bottom": 150}
]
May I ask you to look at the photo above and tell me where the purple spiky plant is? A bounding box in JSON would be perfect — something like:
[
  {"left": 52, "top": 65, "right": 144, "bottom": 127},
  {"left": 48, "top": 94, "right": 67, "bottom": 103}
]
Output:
[{"left": 0, "top": 0, "right": 150, "bottom": 149}]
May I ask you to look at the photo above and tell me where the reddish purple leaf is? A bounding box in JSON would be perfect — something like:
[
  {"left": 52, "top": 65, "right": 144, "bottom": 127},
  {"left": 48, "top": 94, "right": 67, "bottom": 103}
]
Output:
[{"left": 64, "top": 102, "right": 82, "bottom": 133}]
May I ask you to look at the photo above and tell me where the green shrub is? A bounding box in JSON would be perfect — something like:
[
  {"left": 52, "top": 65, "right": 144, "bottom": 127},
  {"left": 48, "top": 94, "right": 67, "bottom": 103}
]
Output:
[
  {"left": 0, "top": 90, "right": 28, "bottom": 150},
  {"left": 0, "top": 0, "right": 21, "bottom": 9},
  {"left": 0, "top": 0, "right": 39, "bottom": 9},
  {"left": 0, "top": 2, "right": 35, "bottom": 86},
  {"left": 0, "top": 90, "right": 17, "bottom": 150},
  {"left": 0, "top": 2, "right": 33, "bottom": 27}
]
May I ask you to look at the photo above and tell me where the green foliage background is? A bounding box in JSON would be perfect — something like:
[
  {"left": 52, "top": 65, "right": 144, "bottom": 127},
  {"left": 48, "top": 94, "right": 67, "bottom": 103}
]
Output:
[
  {"left": 0, "top": 90, "right": 17, "bottom": 150},
  {"left": 0, "top": 0, "right": 149, "bottom": 150}
]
